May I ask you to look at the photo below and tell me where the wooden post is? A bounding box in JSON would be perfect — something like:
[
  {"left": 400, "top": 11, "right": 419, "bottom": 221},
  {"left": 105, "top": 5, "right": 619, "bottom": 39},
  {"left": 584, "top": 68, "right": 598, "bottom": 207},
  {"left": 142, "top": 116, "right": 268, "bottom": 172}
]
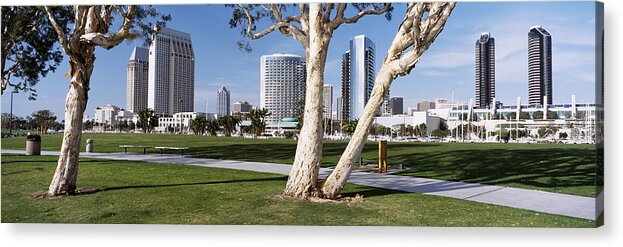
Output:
[{"left": 378, "top": 141, "right": 388, "bottom": 173}]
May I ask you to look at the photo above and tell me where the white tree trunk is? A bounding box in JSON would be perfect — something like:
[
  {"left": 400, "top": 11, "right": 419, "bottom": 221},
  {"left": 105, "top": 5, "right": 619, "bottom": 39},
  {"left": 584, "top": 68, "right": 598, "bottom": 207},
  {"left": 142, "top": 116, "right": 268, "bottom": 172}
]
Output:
[
  {"left": 319, "top": 2, "right": 456, "bottom": 199},
  {"left": 320, "top": 66, "right": 394, "bottom": 199},
  {"left": 284, "top": 4, "right": 330, "bottom": 199},
  {"left": 48, "top": 58, "right": 92, "bottom": 195}
]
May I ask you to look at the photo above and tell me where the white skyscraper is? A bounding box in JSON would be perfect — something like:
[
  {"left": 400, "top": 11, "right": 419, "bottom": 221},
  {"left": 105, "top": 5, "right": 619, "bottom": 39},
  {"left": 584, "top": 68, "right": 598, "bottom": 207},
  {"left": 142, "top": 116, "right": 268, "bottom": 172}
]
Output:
[
  {"left": 216, "top": 86, "right": 230, "bottom": 117},
  {"left": 323, "top": 84, "right": 333, "bottom": 120},
  {"left": 148, "top": 27, "right": 195, "bottom": 116},
  {"left": 126, "top": 47, "right": 149, "bottom": 113},
  {"left": 260, "top": 53, "right": 306, "bottom": 124},
  {"left": 343, "top": 35, "right": 378, "bottom": 120}
]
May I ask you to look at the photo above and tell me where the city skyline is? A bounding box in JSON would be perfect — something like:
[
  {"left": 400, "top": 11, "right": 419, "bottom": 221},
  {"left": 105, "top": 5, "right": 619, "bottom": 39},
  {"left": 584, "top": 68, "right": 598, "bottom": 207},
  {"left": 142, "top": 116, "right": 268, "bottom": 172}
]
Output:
[{"left": 1, "top": 2, "right": 597, "bottom": 120}]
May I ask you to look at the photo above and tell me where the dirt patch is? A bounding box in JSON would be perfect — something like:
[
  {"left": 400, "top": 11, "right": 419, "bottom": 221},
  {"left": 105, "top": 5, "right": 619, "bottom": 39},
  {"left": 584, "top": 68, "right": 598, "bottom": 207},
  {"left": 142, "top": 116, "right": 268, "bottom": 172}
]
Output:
[
  {"left": 30, "top": 188, "right": 101, "bottom": 199},
  {"left": 272, "top": 193, "right": 364, "bottom": 204}
]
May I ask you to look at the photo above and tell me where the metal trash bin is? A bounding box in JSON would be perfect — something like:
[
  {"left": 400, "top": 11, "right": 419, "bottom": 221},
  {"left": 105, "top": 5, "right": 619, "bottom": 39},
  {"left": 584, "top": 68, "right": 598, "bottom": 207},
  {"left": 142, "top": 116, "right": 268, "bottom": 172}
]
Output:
[
  {"left": 86, "top": 139, "right": 94, "bottom": 153},
  {"left": 26, "top": 134, "right": 41, "bottom": 155}
]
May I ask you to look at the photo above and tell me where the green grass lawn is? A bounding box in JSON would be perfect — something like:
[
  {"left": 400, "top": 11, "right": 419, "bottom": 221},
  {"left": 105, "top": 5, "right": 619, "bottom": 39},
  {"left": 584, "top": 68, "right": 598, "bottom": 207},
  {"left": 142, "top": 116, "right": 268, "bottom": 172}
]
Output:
[
  {"left": 1, "top": 133, "right": 599, "bottom": 197},
  {"left": 1, "top": 154, "right": 596, "bottom": 227}
]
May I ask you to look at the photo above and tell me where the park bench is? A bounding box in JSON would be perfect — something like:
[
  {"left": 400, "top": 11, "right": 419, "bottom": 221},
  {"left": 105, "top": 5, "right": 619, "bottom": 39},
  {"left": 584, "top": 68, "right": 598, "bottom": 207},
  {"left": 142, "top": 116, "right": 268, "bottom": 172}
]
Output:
[
  {"left": 119, "top": 145, "right": 151, "bottom": 154},
  {"left": 154, "top": 146, "right": 190, "bottom": 156}
]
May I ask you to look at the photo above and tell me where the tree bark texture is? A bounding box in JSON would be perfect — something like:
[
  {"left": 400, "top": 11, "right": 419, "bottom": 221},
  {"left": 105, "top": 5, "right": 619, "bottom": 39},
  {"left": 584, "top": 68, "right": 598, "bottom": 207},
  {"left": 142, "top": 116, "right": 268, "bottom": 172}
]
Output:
[{"left": 283, "top": 4, "right": 331, "bottom": 198}]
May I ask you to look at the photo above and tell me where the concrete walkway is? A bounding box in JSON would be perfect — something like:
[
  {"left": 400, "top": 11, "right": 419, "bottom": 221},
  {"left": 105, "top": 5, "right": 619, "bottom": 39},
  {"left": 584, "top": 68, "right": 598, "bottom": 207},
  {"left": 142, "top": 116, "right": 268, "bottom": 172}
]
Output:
[{"left": 2, "top": 150, "right": 602, "bottom": 220}]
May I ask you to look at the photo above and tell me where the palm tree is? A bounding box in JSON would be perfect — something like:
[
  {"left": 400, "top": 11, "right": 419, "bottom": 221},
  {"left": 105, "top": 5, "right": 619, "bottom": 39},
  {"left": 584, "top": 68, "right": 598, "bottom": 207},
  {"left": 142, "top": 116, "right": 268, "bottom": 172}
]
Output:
[
  {"left": 246, "top": 108, "right": 271, "bottom": 137},
  {"left": 218, "top": 115, "right": 241, "bottom": 137},
  {"left": 190, "top": 116, "right": 208, "bottom": 135},
  {"left": 205, "top": 119, "right": 219, "bottom": 136},
  {"left": 342, "top": 119, "right": 358, "bottom": 136}
]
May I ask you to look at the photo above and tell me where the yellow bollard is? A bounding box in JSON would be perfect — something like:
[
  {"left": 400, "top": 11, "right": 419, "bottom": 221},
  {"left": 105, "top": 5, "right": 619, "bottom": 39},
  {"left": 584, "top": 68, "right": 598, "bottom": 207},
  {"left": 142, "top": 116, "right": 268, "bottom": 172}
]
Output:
[{"left": 378, "top": 141, "right": 388, "bottom": 173}]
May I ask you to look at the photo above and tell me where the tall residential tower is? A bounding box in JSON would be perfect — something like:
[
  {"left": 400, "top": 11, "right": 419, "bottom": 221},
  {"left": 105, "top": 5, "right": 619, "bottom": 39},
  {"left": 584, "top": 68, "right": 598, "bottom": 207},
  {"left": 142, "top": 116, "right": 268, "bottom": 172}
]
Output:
[
  {"left": 342, "top": 35, "right": 381, "bottom": 120},
  {"left": 475, "top": 32, "right": 495, "bottom": 108},
  {"left": 323, "top": 84, "right": 333, "bottom": 120},
  {"left": 148, "top": 27, "right": 195, "bottom": 116},
  {"left": 528, "top": 25, "right": 553, "bottom": 105},
  {"left": 216, "top": 86, "right": 230, "bottom": 117},
  {"left": 260, "top": 53, "right": 306, "bottom": 124},
  {"left": 126, "top": 47, "right": 149, "bottom": 113}
]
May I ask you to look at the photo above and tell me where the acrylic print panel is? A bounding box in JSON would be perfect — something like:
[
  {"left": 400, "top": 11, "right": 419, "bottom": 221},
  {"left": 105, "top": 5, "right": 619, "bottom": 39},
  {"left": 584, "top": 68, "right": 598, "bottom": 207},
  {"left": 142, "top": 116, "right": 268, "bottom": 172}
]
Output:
[{"left": 0, "top": 1, "right": 604, "bottom": 228}]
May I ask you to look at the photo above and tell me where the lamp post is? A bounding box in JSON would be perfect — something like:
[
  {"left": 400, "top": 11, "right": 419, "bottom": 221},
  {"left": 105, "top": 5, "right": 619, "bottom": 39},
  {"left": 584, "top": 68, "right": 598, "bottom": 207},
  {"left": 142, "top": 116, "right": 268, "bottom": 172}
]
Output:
[{"left": 9, "top": 88, "right": 18, "bottom": 136}]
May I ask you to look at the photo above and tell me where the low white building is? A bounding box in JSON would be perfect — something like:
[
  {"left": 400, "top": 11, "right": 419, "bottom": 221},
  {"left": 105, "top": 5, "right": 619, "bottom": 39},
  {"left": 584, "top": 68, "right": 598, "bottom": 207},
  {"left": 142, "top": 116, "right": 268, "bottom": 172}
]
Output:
[
  {"left": 156, "top": 112, "right": 215, "bottom": 134},
  {"left": 94, "top": 104, "right": 120, "bottom": 126},
  {"left": 373, "top": 112, "right": 442, "bottom": 136}
]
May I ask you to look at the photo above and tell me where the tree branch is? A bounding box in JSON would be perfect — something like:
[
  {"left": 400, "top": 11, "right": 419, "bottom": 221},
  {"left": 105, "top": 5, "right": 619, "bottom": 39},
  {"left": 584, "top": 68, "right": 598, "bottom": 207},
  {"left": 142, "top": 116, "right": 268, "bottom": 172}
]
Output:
[
  {"left": 238, "top": 4, "right": 308, "bottom": 47},
  {"left": 329, "top": 3, "right": 392, "bottom": 30},
  {"left": 44, "top": 6, "right": 71, "bottom": 55},
  {"left": 79, "top": 5, "right": 136, "bottom": 49}
]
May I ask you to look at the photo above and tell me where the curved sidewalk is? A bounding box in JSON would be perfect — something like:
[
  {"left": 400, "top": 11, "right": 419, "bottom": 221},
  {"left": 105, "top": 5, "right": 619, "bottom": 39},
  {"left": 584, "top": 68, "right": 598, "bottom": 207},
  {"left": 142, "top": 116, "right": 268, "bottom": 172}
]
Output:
[{"left": 1, "top": 150, "right": 602, "bottom": 220}]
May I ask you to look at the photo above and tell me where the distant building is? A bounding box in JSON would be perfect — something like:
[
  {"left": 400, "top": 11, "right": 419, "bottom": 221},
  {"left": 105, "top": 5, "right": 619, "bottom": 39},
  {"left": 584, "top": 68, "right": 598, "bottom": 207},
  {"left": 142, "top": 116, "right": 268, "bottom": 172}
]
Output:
[
  {"left": 342, "top": 35, "right": 379, "bottom": 120},
  {"left": 233, "top": 101, "right": 252, "bottom": 114},
  {"left": 381, "top": 90, "right": 391, "bottom": 116},
  {"left": 416, "top": 101, "right": 435, "bottom": 112},
  {"left": 435, "top": 97, "right": 451, "bottom": 109},
  {"left": 148, "top": 27, "right": 194, "bottom": 116},
  {"left": 390, "top": 96, "right": 404, "bottom": 115},
  {"left": 323, "top": 84, "right": 333, "bottom": 119},
  {"left": 528, "top": 25, "right": 553, "bottom": 105},
  {"left": 157, "top": 112, "right": 213, "bottom": 133},
  {"left": 94, "top": 104, "right": 120, "bottom": 126},
  {"left": 336, "top": 97, "right": 343, "bottom": 121},
  {"left": 260, "top": 53, "right": 306, "bottom": 125},
  {"left": 217, "top": 86, "right": 231, "bottom": 117},
  {"left": 126, "top": 47, "right": 149, "bottom": 113},
  {"left": 475, "top": 32, "right": 496, "bottom": 108},
  {"left": 341, "top": 51, "right": 351, "bottom": 121}
]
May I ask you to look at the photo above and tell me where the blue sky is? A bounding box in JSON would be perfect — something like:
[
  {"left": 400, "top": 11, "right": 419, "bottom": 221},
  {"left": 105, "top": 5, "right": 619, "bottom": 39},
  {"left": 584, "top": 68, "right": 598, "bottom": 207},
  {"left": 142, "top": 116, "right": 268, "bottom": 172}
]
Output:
[{"left": 2, "top": 2, "right": 598, "bottom": 120}]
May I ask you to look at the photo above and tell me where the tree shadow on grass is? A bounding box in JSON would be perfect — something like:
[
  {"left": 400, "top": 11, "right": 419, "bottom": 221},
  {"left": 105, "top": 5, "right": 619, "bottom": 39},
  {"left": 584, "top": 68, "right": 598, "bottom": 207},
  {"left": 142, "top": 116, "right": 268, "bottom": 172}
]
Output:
[
  {"left": 340, "top": 187, "right": 407, "bottom": 199},
  {"left": 393, "top": 146, "right": 597, "bottom": 194},
  {"left": 99, "top": 176, "right": 288, "bottom": 192}
]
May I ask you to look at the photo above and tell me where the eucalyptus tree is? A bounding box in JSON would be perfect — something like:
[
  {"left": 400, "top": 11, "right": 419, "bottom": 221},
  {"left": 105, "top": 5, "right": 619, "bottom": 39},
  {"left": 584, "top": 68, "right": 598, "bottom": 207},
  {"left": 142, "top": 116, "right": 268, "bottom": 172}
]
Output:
[
  {"left": 229, "top": 3, "right": 393, "bottom": 199},
  {"left": 44, "top": 5, "right": 170, "bottom": 196},
  {"left": 1, "top": 6, "right": 71, "bottom": 98},
  {"left": 320, "top": 2, "right": 456, "bottom": 198}
]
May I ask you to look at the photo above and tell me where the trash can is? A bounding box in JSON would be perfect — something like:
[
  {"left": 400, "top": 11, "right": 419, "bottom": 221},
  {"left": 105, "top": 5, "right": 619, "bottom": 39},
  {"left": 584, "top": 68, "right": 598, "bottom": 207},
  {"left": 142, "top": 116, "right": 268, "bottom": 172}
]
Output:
[
  {"left": 26, "top": 134, "right": 41, "bottom": 155},
  {"left": 86, "top": 139, "right": 94, "bottom": 153}
]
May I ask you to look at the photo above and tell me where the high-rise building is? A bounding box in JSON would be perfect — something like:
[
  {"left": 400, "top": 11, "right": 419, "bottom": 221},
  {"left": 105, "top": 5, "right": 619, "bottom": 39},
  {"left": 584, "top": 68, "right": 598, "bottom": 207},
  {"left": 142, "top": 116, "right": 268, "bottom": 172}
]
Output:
[
  {"left": 341, "top": 51, "right": 350, "bottom": 121},
  {"left": 216, "top": 86, "right": 230, "bottom": 117},
  {"left": 381, "top": 89, "right": 391, "bottom": 116},
  {"left": 390, "top": 96, "right": 404, "bottom": 115},
  {"left": 148, "top": 27, "right": 195, "bottom": 116},
  {"left": 260, "top": 53, "right": 306, "bottom": 124},
  {"left": 323, "top": 84, "right": 333, "bottom": 120},
  {"left": 528, "top": 25, "right": 553, "bottom": 105},
  {"left": 416, "top": 101, "right": 435, "bottom": 112},
  {"left": 475, "top": 32, "right": 495, "bottom": 108},
  {"left": 126, "top": 47, "right": 149, "bottom": 113},
  {"left": 336, "top": 97, "right": 343, "bottom": 121},
  {"left": 342, "top": 35, "right": 377, "bottom": 120},
  {"left": 233, "top": 101, "right": 252, "bottom": 114}
]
